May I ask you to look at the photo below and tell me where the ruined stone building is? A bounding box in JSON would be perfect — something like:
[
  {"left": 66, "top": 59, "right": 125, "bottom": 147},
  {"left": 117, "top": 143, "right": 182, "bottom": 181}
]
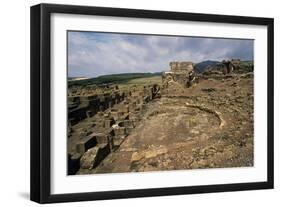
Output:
[
  {"left": 202, "top": 59, "right": 243, "bottom": 76},
  {"left": 67, "top": 58, "right": 254, "bottom": 175},
  {"left": 162, "top": 61, "right": 196, "bottom": 89},
  {"left": 222, "top": 59, "right": 241, "bottom": 74}
]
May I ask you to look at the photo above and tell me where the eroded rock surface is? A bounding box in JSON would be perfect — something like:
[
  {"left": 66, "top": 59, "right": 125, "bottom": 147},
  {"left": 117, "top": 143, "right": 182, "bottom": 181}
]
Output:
[{"left": 69, "top": 61, "right": 254, "bottom": 175}]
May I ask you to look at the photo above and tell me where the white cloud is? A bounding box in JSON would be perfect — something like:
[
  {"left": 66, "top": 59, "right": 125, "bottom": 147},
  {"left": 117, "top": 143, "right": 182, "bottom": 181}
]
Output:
[{"left": 68, "top": 32, "right": 253, "bottom": 77}]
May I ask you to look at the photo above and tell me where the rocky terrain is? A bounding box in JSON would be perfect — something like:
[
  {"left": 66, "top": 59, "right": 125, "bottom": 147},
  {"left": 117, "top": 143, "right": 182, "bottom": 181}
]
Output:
[
  {"left": 77, "top": 73, "right": 253, "bottom": 174},
  {"left": 68, "top": 60, "right": 254, "bottom": 175}
]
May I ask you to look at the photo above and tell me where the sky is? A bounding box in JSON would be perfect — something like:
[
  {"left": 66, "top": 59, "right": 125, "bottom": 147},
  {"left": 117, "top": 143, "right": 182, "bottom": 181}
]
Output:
[{"left": 68, "top": 31, "right": 254, "bottom": 78}]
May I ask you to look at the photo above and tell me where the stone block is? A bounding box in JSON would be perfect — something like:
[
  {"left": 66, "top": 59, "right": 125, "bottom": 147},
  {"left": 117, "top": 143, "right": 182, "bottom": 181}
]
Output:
[
  {"left": 104, "top": 119, "right": 114, "bottom": 128},
  {"left": 80, "top": 143, "right": 110, "bottom": 169},
  {"left": 119, "top": 120, "right": 133, "bottom": 128},
  {"left": 76, "top": 135, "right": 97, "bottom": 154},
  {"left": 114, "top": 127, "right": 126, "bottom": 136},
  {"left": 91, "top": 133, "right": 108, "bottom": 144}
]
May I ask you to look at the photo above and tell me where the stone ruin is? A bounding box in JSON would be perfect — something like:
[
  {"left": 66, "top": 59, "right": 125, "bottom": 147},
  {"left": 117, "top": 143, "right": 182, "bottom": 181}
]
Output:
[
  {"left": 203, "top": 59, "right": 242, "bottom": 76},
  {"left": 68, "top": 84, "right": 160, "bottom": 174},
  {"left": 221, "top": 59, "right": 241, "bottom": 74},
  {"left": 162, "top": 61, "right": 197, "bottom": 89},
  {"left": 67, "top": 59, "right": 254, "bottom": 174},
  {"left": 68, "top": 90, "right": 126, "bottom": 126}
]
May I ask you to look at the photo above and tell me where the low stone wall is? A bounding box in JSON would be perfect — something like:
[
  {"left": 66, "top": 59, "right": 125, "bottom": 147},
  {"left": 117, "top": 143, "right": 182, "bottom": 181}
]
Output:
[
  {"left": 68, "top": 91, "right": 126, "bottom": 125},
  {"left": 68, "top": 84, "right": 161, "bottom": 174}
]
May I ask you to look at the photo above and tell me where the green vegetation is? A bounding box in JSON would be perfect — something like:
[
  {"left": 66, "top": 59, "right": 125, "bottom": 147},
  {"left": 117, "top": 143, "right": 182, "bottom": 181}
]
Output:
[
  {"left": 238, "top": 61, "right": 254, "bottom": 73},
  {"left": 68, "top": 72, "right": 161, "bottom": 87},
  {"left": 118, "top": 76, "right": 162, "bottom": 90}
]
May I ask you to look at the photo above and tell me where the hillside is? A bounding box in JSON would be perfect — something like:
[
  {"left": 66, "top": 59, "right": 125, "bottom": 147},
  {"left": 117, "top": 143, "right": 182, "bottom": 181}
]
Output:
[
  {"left": 195, "top": 60, "right": 220, "bottom": 73},
  {"left": 68, "top": 72, "right": 161, "bottom": 87}
]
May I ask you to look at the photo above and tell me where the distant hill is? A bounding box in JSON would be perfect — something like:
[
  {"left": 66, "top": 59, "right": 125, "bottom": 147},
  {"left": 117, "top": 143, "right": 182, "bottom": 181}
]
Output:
[
  {"left": 195, "top": 60, "right": 220, "bottom": 73},
  {"left": 198, "top": 60, "right": 254, "bottom": 74},
  {"left": 68, "top": 77, "right": 89, "bottom": 81},
  {"left": 68, "top": 72, "right": 162, "bottom": 87}
]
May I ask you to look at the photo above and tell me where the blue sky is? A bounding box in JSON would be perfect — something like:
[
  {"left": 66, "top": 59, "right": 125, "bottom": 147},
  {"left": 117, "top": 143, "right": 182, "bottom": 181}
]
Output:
[{"left": 68, "top": 31, "right": 253, "bottom": 78}]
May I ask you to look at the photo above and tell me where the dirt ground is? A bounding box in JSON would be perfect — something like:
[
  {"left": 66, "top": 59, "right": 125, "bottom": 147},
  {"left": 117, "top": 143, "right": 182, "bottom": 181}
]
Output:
[{"left": 78, "top": 75, "right": 254, "bottom": 174}]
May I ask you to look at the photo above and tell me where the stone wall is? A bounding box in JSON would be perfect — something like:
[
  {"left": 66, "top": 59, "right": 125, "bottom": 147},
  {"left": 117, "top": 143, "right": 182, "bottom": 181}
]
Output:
[
  {"left": 68, "top": 91, "right": 126, "bottom": 125},
  {"left": 162, "top": 61, "right": 197, "bottom": 91},
  {"left": 67, "top": 84, "right": 161, "bottom": 174}
]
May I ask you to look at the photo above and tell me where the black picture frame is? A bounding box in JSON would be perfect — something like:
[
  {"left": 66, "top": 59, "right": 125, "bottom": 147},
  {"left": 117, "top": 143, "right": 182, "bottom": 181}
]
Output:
[{"left": 30, "top": 3, "right": 274, "bottom": 204}]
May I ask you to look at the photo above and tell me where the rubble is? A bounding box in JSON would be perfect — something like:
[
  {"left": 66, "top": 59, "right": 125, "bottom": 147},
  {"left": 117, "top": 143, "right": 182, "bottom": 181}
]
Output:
[
  {"left": 68, "top": 60, "right": 254, "bottom": 175},
  {"left": 80, "top": 143, "right": 110, "bottom": 170},
  {"left": 67, "top": 83, "right": 161, "bottom": 174}
]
